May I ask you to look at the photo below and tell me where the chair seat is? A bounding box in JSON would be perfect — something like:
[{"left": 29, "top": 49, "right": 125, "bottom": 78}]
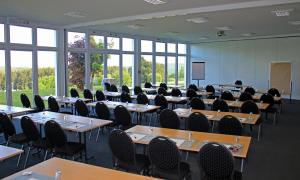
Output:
[
  {"left": 54, "top": 142, "right": 85, "bottom": 156},
  {"left": 174, "top": 100, "right": 187, "bottom": 105},
  {"left": 146, "top": 91, "right": 157, "bottom": 95},
  {"left": 233, "top": 170, "right": 243, "bottom": 180},
  {"left": 32, "top": 138, "right": 51, "bottom": 149},
  {"left": 9, "top": 133, "right": 27, "bottom": 144},
  {"left": 119, "top": 154, "right": 150, "bottom": 172},
  {"left": 153, "top": 162, "right": 190, "bottom": 180}
]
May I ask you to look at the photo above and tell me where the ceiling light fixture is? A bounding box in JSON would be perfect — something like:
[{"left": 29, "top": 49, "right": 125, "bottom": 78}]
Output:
[
  {"left": 126, "top": 24, "right": 144, "bottom": 29},
  {"left": 215, "top": 26, "right": 232, "bottom": 31},
  {"left": 64, "top": 11, "right": 87, "bottom": 18},
  {"left": 288, "top": 21, "right": 300, "bottom": 25},
  {"left": 186, "top": 17, "right": 208, "bottom": 24},
  {"left": 271, "top": 9, "right": 293, "bottom": 17},
  {"left": 144, "top": 0, "right": 167, "bottom": 5}
]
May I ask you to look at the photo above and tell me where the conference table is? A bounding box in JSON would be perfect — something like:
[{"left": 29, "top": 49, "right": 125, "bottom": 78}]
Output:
[
  {"left": 3, "top": 157, "right": 158, "bottom": 180},
  {"left": 14, "top": 111, "right": 112, "bottom": 162},
  {"left": 232, "top": 92, "right": 281, "bottom": 102},
  {"left": 0, "top": 105, "right": 34, "bottom": 118},
  {"left": 131, "top": 94, "right": 189, "bottom": 104},
  {"left": 126, "top": 125, "right": 251, "bottom": 171},
  {"left": 181, "top": 90, "right": 213, "bottom": 96},
  {"left": 0, "top": 145, "right": 23, "bottom": 162},
  {"left": 202, "top": 98, "right": 270, "bottom": 110}
]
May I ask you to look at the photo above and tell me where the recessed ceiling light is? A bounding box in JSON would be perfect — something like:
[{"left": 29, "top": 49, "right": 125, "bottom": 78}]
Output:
[
  {"left": 64, "top": 11, "right": 87, "bottom": 18},
  {"left": 288, "top": 21, "right": 300, "bottom": 25},
  {"left": 126, "top": 24, "right": 144, "bottom": 29},
  {"left": 271, "top": 9, "right": 293, "bottom": 17},
  {"left": 215, "top": 26, "right": 232, "bottom": 31},
  {"left": 144, "top": 0, "right": 167, "bottom": 5},
  {"left": 186, "top": 17, "right": 208, "bottom": 24}
]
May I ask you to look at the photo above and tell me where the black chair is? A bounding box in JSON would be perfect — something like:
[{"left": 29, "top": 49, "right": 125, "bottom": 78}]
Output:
[
  {"left": 95, "top": 102, "right": 110, "bottom": 120},
  {"left": 95, "top": 90, "right": 106, "bottom": 101},
  {"left": 218, "top": 115, "right": 243, "bottom": 135},
  {"left": 186, "top": 88, "right": 197, "bottom": 100},
  {"left": 104, "top": 82, "right": 111, "bottom": 91},
  {"left": 235, "top": 80, "right": 242, "bottom": 86},
  {"left": 20, "top": 93, "right": 31, "bottom": 108},
  {"left": 158, "top": 87, "right": 168, "bottom": 96},
  {"left": 75, "top": 99, "right": 89, "bottom": 117},
  {"left": 120, "top": 92, "right": 132, "bottom": 103},
  {"left": 188, "top": 84, "right": 198, "bottom": 91},
  {"left": 48, "top": 96, "right": 72, "bottom": 114},
  {"left": 190, "top": 97, "right": 205, "bottom": 110},
  {"left": 148, "top": 136, "right": 190, "bottom": 180},
  {"left": 188, "top": 112, "right": 209, "bottom": 132},
  {"left": 70, "top": 88, "right": 80, "bottom": 98},
  {"left": 260, "top": 93, "right": 277, "bottom": 125},
  {"left": 44, "top": 120, "right": 85, "bottom": 159},
  {"left": 137, "top": 93, "right": 149, "bottom": 105},
  {"left": 21, "top": 116, "right": 51, "bottom": 168},
  {"left": 144, "top": 82, "right": 152, "bottom": 88},
  {"left": 198, "top": 142, "right": 242, "bottom": 180},
  {"left": 110, "top": 84, "right": 118, "bottom": 92},
  {"left": 268, "top": 88, "right": 282, "bottom": 112},
  {"left": 114, "top": 105, "right": 132, "bottom": 130},
  {"left": 239, "top": 92, "right": 253, "bottom": 101},
  {"left": 160, "top": 83, "right": 168, "bottom": 90},
  {"left": 83, "top": 89, "right": 93, "bottom": 100},
  {"left": 160, "top": 109, "right": 180, "bottom": 129},
  {"left": 212, "top": 99, "right": 229, "bottom": 112},
  {"left": 109, "top": 129, "right": 150, "bottom": 173},
  {"left": 241, "top": 100, "right": 259, "bottom": 114},
  {"left": 134, "top": 86, "right": 143, "bottom": 95},
  {"left": 153, "top": 95, "right": 168, "bottom": 126},
  {"left": 34, "top": 95, "right": 45, "bottom": 112},
  {"left": 244, "top": 87, "right": 255, "bottom": 95},
  {"left": 171, "top": 88, "right": 182, "bottom": 97},
  {"left": 221, "top": 91, "right": 234, "bottom": 101},
  {"left": 121, "top": 85, "right": 130, "bottom": 94},
  {"left": 205, "top": 85, "right": 216, "bottom": 99}
]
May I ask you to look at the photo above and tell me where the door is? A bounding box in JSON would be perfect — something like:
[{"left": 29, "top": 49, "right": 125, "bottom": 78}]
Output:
[{"left": 270, "top": 62, "right": 291, "bottom": 95}]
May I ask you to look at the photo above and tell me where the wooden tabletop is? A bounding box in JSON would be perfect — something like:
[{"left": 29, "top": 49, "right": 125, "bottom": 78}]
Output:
[
  {"left": 181, "top": 90, "right": 213, "bottom": 96},
  {"left": 232, "top": 92, "right": 281, "bottom": 101},
  {"left": 86, "top": 101, "right": 160, "bottom": 113},
  {"left": 14, "top": 111, "right": 112, "bottom": 133},
  {"left": 103, "top": 91, "right": 122, "bottom": 97},
  {"left": 0, "top": 105, "right": 34, "bottom": 116},
  {"left": 174, "top": 108, "right": 260, "bottom": 125},
  {"left": 42, "top": 96, "right": 92, "bottom": 104},
  {"left": 3, "top": 157, "right": 158, "bottom": 180},
  {"left": 126, "top": 125, "right": 251, "bottom": 158},
  {"left": 202, "top": 98, "right": 269, "bottom": 110},
  {"left": 0, "top": 145, "right": 23, "bottom": 161},
  {"left": 213, "top": 84, "right": 249, "bottom": 88},
  {"left": 131, "top": 95, "right": 189, "bottom": 103}
]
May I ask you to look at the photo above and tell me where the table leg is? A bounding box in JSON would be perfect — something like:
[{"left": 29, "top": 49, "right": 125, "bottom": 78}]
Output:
[{"left": 240, "top": 159, "right": 244, "bottom": 172}]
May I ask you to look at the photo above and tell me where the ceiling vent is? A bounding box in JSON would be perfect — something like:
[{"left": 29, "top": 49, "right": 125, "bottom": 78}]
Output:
[{"left": 144, "top": 0, "right": 167, "bottom": 5}]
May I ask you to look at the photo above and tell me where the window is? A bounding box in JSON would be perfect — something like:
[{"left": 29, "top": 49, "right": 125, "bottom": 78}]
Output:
[
  {"left": 156, "top": 56, "right": 165, "bottom": 84},
  {"left": 167, "top": 56, "right": 176, "bottom": 85},
  {"left": 0, "top": 24, "right": 4, "bottom": 42},
  {"left": 11, "top": 51, "right": 33, "bottom": 107},
  {"left": 141, "top": 40, "right": 153, "bottom": 53},
  {"left": 68, "top": 32, "right": 85, "bottom": 48},
  {"left": 141, "top": 55, "right": 152, "bottom": 85},
  {"left": 38, "top": 51, "right": 56, "bottom": 96},
  {"left": 178, "top": 44, "right": 186, "bottom": 54},
  {"left": 122, "top": 38, "right": 134, "bottom": 51},
  {"left": 37, "top": 28, "right": 56, "bottom": 47},
  {"left": 0, "top": 50, "right": 5, "bottom": 104},
  {"left": 107, "top": 54, "right": 120, "bottom": 85},
  {"left": 10, "top": 25, "right": 32, "bottom": 44},
  {"left": 122, "top": 54, "right": 134, "bottom": 87},
  {"left": 67, "top": 52, "right": 85, "bottom": 94},
  {"left": 107, "top": 37, "right": 120, "bottom": 50},
  {"left": 167, "top": 43, "right": 176, "bottom": 53},
  {"left": 156, "top": 42, "right": 165, "bottom": 53},
  {"left": 178, "top": 56, "right": 186, "bottom": 87},
  {"left": 90, "top": 35, "right": 104, "bottom": 49},
  {"left": 90, "top": 53, "right": 104, "bottom": 90}
]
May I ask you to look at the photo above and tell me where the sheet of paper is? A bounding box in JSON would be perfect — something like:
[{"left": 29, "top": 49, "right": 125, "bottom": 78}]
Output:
[
  {"left": 129, "top": 133, "right": 146, "bottom": 141},
  {"left": 170, "top": 138, "right": 185, "bottom": 147},
  {"left": 205, "top": 115, "right": 214, "bottom": 119},
  {"left": 239, "top": 118, "right": 247, "bottom": 122}
]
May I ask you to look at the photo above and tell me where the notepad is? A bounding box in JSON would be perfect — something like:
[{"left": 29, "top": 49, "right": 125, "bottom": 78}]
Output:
[
  {"left": 170, "top": 138, "right": 185, "bottom": 147},
  {"left": 239, "top": 118, "right": 247, "bottom": 122},
  {"left": 129, "top": 133, "right": 146, "bottom": 141}
]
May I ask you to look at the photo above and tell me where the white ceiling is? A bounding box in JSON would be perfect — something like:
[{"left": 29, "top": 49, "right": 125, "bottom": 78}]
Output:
[{"left": 1, "top": 0, "right": 300, "bottom": 43}]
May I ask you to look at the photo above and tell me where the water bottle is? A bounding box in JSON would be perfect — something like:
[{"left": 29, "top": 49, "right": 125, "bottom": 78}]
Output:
[{"left": 55, "top": 170, "right": 61, "bottom": 180}]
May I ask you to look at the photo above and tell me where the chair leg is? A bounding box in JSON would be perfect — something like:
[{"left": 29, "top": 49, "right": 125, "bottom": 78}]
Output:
[
  {"left": 24, "top": 147, "right": 31, "bottom": 169},
  {"left": 148, "top": 113, "right": 153, "bottom": 126},
  {"left": 44, "top": 150, "right": 48, "bottom": 161},
  {"left": 273, "top": 113, "right": 277, "bottom": 125},
  {"left": 88, "top": 130, "right": 92, "bottom": 140},
  {"left": 17, "top": 145, "right": 24, "bottom": 167},
  {"left": 96, "top": 127, "right": 101, "bottom": 142},
  {"left": 257, "top": 124, "right": 262, "bottom": 141}
]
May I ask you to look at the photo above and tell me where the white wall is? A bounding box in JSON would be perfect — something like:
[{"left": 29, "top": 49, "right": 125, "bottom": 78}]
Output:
[{"left": 190, "top": 37, "right": 300, "bottom": 99}]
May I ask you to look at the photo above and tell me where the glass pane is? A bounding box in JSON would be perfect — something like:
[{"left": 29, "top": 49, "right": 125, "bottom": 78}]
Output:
[
  {"left": 123, "top": 54, "right": 134, "bottom": 87},
  {"left": 11, "top": 51, "right": 33, "bottom": 107},
  {"left": 90, "top": 35, "right": 104, "bottom": 49},
  {"left": 0, "top": 24, "right": 4, "bottom": 42},
  {"left": 68, "top": 32, "right": 85, "bottom": 48},
  {"left": 38, "top": 51, "right": 56, "bottom": 96},
  {"left": 107, "top": 37, "right": 120, "bottom": 50},
  {"left": 156, "top": 56, "right": 165, "bottom": 85},
  {"left": 141, "top": 55, "right": 153, "bottom": 85},
  {"left": 167, "top": 56, "right": 176, "bottom": 86},
  {"left": 10, "top": 25, "right": 32, "bottom": 44},
  {"left": 167, "top": 43, "right": 176, "bottom": 53},
  {"left": 178, "top": 44, "right": 187, "bottom": 54},
  {"left": 178, "top": 56, "right": 186, "bottom": 87},
  {"left": 37, "top": 28, "right": 57, "bottom": 47},
  {"left": 68, "top": 52, "right": 85, "bottom": 95},
  {"left": 123, "top": 38, "right": 134, "bottom": 51},
  {"left": 107, "top": 54, "right": 120, "bottom": 86},
  {"left": 141, "top": 40, "right": 152, "bottom": 53},
  {"left": 0, "top": 50, "right": 5, "bottom": 104},
  {"left": 90, "top": 53, "right": 104, "bottom": 90},
  {"left": 156, "top": 42, "right": 165, "bottom": 53}
]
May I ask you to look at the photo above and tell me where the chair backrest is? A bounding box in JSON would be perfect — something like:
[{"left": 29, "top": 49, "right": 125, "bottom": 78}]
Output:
[
  {"left": 137, "top": 93, "right": 149, "bottom": 105},
  {"left": 95, "top": 102, "right": 110, "bottom": 120},
  {"left": 83, "top": 89, "right": 93, "bottom": 100},
  {"left": 144, "top": 82, "right": 152, "bottom": 88},
  {"left": 44, "top": 120, "right": 67, "bottom": 148},
  {"left": 70, "top": 88, "right": 80, "bottom": 98},
  {"left": 241, "top": 100, "right": 259, "bottom": 114},
  {"left": 34, "top": 95, "right": 45, "bottom": 111},
  {"left": 212, "top": 99, "right": 229, "bottom": 112},
  {"left": 239, "top": 92, "right": 253, "bottom": 101},
  {"left": 188, "top": 112, "right": 209, "bottom": 132},
  {"left": 171, "top": 88, "right": 182, "bottom": 97},
  {"left": 154, "top": 95, "right": 168, "bottom": 110},
  {"left": 0, "top": 113, "right": 16, "bottom": 140},
  {"left": 114, "top": 105, "right": 131, "bottom": 126},
  {"left": 188, "top": 84, "right": 198, "bottom": 91},
  {"left": 235, "top": 80, "right": 242, "bottom": 86},
  {"left": 205, "top": 85, "right": 215, "bottom": 94},
  {"left": 121, "top": 85, "right": 130, "bottom": 94},
  {"left": 157, "top": 87, "right": 168, "bottom": 96},
  {"left": 160, "top": 83, "right": 168, "bottom": 90},
  {"left": 104, "top": 82, "right": 111, "bottom": 91},
  {"left": 149, "top": 136, "right": 180, "bottom": 170},
  {"left": 268, "top": 88, "right": 281, "bottom": 97},
  {"left": 134, "top": 86, "right": 143, "bottom": 95},
  {"left": 95, "top": 90, "right": 106, "bottom": 101},
  {"left": 20, "top": 93, "right": 31, "bottom": 108},
  {"left": 21, "top": 116, "right": 40, "bottom": 142},
  {"left": 110, "top": 84, "right": 118, "bottom": 92},
  {"left": 186, "top": 88, "right": 197, "bottom": 100},
  {"left": 221, "top": 91, "right": 234, "bottom": 101},
  {"left": 109, "top": 129, "right": 136, "bottom": 166},
  {"left": 218, "top": 115, "right": 243, "bottom": 135},
  {"left": 160, "top": 109, "right": 180, "bottom": 129},
  {"left": 120, "top": 92, "right": 132, "bottom": 103},
  {"left": 244, "top": 87, "right": 255, "bottom": 95},
  {"left": 190, "top": 97, "right": 205, "bottom": 110},
  {"left": 260, "top": 93, "right": 275, "bottom": 107},
  {"left": 75, "top": 99, "right": 89, "bottom": 117},
  {"left": 48, "top": 96, "right": 60, "bottom": 112},
  {"left": 198, "top": 142, "right": 235, "bottom": 180}
]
